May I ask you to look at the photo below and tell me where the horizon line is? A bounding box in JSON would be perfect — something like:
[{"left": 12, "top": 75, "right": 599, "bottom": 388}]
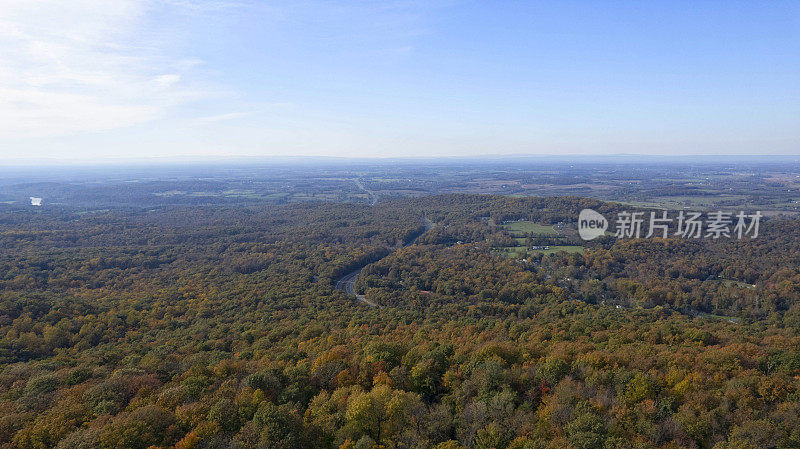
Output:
[{"left": 2, "top": 153, "right": 800, "bottom": 168}]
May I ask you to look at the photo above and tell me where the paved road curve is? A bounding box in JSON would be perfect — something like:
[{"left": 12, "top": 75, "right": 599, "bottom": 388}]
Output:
[{"left": 334, "top": 218, "right": 434, "bottom": 307}]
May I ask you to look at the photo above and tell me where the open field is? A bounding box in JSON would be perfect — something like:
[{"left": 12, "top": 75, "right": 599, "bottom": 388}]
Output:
[
  {"left": 531, "top": 245, "right": 584, "bottom": 254},
  {"left": 503, "top": 221, "right": 557, "bottom": 235}
]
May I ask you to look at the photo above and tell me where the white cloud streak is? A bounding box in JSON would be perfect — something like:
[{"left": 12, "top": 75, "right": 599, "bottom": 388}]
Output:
[{"left": 0, "top": 0, "right": 201, "bottom": 138}]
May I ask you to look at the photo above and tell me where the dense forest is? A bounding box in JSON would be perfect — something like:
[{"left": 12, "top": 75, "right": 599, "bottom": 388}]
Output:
[{"left": 1, "top": 195, "right": 800, "bottom": 449}]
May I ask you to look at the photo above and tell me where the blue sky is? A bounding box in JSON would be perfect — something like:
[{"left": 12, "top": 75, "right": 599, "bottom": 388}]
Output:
[{"left": 1, "top": 0, "right": 798, "bottom": 161}]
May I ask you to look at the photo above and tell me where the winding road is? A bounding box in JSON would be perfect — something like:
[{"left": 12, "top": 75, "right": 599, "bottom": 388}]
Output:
[
  {"left": 335, "top": 218, "right": 434, "bottom": 307},
  {"left": 354, "top": 178, "right": 377, "bottom": 206}
]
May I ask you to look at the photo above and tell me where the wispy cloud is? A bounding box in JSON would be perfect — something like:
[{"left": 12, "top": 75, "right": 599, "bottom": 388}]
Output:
[
  {"left": 0, "top": 0, "right": 204, "bottom": 138},
  {"left": 192, "top": 111, "right": 253, "bottom": 124},
  {"left": 163, "top": 0, "right": 253, "bottom": 14}
]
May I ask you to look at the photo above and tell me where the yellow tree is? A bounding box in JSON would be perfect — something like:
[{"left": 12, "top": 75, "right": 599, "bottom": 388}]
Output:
[{"left": 345, "top": 384, "right": 420, "bottom": 445}]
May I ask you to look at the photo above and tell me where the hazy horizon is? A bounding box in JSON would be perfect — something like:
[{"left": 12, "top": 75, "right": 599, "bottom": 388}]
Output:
[{"left": 3, "top": 153, "right": 800, "bottom": 168}]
